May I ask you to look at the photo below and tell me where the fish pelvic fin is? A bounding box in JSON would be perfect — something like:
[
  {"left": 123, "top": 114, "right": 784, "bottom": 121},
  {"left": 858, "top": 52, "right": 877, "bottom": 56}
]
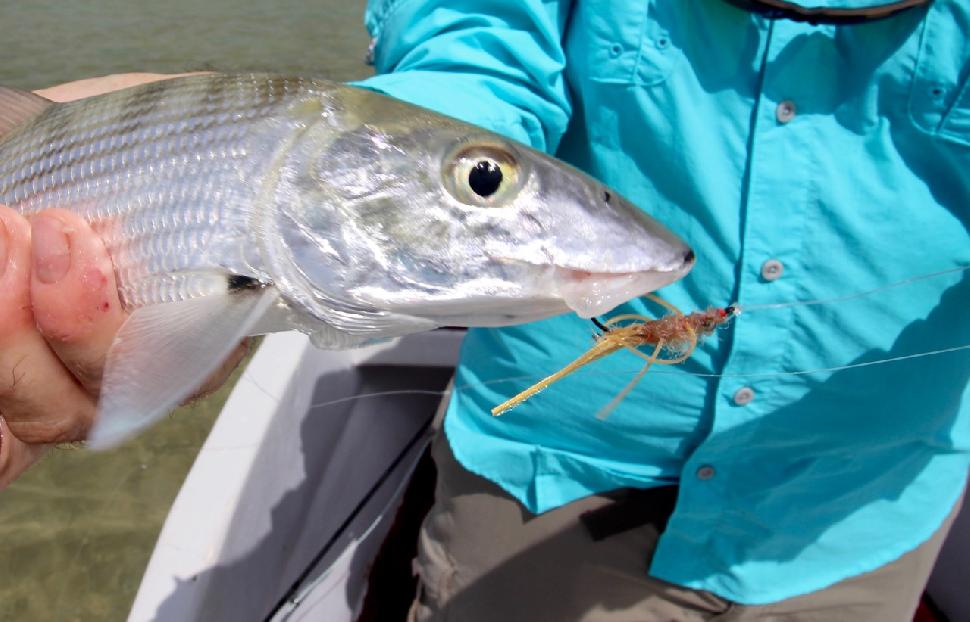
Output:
[
  {"left": 85, "top": 286, "right": 279, "bottom": 450},
  {"left": 0, "top": 87, "right": 53, "bottom": 138}
]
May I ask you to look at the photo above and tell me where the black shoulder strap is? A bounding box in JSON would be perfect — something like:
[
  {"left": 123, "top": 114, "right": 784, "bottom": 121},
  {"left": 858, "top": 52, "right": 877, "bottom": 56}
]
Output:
[{"left": 722, "top": 0, "right": 931, "bottom": 25}]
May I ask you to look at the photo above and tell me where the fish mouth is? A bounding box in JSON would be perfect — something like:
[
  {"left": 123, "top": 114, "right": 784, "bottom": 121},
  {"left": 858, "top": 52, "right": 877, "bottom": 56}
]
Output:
[{"left": 552, "top": 258, "right": 693, "bottom": 318}]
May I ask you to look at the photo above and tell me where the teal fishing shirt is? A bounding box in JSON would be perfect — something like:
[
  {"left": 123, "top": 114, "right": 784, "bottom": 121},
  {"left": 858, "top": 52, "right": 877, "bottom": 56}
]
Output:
[{"left": 356, "top": 0, "right": 970, "bottom": 605}]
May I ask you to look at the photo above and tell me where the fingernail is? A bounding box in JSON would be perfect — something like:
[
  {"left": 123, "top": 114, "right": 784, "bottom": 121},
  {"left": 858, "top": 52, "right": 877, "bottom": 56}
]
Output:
[
  {"left": 0, "top": 218, "right": 8, "bottom": 279},
  {"left": 32, "top": 215, "right": 71, "bottom": 284}
]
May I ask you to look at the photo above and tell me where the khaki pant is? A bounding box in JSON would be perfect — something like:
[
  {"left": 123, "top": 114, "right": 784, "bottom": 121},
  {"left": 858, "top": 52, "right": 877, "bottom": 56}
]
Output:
[{"left": 408, "top": 412, "right": 960, "bottom": 621}]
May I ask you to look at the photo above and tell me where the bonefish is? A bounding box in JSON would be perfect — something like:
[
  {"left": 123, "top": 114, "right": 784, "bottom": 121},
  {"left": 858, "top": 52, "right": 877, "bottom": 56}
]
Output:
[{"left": 0, "top": 74, "right": 694, "bottom": 447}]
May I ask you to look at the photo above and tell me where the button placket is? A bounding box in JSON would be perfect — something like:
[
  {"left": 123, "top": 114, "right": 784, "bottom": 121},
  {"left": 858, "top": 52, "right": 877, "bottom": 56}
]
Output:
[{"left": 704, "top": 19, "right": 801, "bottom": 442}]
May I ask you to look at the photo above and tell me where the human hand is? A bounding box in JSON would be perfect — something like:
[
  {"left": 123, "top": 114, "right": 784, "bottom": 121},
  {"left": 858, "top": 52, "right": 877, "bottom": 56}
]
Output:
[
  {"left": 0, "top": 207, "right": 249, "bottom": 489},
  {"left": 0, "top": 73, "right": 239, "bottom": 489},
  {"left": 32, "top": 72, "right": 205, "bottom": 102}
]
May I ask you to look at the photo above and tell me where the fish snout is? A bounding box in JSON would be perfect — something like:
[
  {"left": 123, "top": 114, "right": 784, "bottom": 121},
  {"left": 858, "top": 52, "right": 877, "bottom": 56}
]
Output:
[{"left": 542, "top": 196, "right": 694, "bottom": 316}]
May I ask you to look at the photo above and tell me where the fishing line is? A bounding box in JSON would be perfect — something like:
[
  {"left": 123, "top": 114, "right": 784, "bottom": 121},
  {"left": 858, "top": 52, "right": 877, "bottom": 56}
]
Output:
[
  {"left": 234, "top": 263, "right": 970, "bottom": 413},
  {"left": 300, "top": 389, "right": 447, "bottom": 411},
  {"left": 630, "top": 342, "right": 970, "bottom": 378},
  {"left": 50, "top": 271, "right": 969, "bottom": 603},
  {"left": 739, "top": 264, "right": 970, "bottom": 312},
  {"left": 289, "top": 342, "right": 970, "bottom": 412}
]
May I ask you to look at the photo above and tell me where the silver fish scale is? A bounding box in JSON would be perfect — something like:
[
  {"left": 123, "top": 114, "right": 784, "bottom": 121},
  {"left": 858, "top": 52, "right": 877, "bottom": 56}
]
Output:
[{"left": 0, "top": 74, "right": 322, "bottom": 308}]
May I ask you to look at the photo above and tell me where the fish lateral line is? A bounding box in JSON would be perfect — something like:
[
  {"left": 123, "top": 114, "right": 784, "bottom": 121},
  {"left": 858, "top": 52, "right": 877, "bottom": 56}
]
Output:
[{"left": 491, "top": 294, "right": 738, "bottom": 417}]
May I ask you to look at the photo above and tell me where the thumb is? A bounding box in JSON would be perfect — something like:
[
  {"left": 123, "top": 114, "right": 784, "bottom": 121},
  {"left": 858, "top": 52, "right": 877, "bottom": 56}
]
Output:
[
  {"left": 0, "top": 416, "right": 49, "bottom": 490},
  {"left": 30, "top": 209, "right": 127, "bottom": 396}
]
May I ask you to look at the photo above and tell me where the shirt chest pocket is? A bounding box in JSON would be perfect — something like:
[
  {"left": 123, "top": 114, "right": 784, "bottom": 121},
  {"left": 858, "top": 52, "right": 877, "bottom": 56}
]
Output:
[
  {"left": 565, "top": 0, "right": 679, "bottom": 86},
  {"left": 908, "top": 2, "right": 970, "bottom": 147}
]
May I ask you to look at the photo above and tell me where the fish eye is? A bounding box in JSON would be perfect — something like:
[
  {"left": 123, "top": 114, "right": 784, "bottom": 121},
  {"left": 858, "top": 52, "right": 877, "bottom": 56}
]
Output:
[
  {"left": 469, "top": 159, "right": 503, "bottom": 197},
  {"left": 443, "top": 142, "right": 524, "bottom": 207}
]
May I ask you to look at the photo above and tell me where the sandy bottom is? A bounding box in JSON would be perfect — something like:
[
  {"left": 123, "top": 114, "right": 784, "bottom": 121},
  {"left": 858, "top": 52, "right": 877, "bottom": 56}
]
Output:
[{"left": 0, "top": 358, "right": 249, "bottom": 621}]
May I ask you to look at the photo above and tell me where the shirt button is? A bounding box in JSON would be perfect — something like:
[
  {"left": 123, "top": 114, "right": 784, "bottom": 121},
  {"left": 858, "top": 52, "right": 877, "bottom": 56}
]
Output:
[
  {"left": 696, "top": 465, "right": 716, "bottom": 480},
  {"left": 609, "top": 43, "right": 623, "bottom": 58},
  {"left": 776, "top": 100, "right": 796, "bottom": 123},
  {"left": 733, "top": 387, "right": 755, "bottom": 406},
  {"left": 761, "top": 259, "right": 784, "bottom": 281}
]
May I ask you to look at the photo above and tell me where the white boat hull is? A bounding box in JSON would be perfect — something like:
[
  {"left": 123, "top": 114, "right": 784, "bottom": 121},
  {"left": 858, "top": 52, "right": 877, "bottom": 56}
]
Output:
[
  {"left": 130, "top": 330, "right": 462, "bottom": 621},
  {"left": 131, "top": 328, "right": 970, "bottom": 621}
]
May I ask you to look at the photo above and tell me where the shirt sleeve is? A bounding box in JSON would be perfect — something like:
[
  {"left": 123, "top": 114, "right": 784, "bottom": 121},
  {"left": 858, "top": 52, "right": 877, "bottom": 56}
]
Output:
[{"left": 351, "top": 0, "right": 574, "bottom": 153}]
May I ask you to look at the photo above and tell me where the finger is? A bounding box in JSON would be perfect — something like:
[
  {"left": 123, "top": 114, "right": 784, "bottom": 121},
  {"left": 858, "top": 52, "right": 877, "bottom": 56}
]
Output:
[
  {"left": 0, "top": 207, "right": 96, "bottom": 443},
  {"left": 30, "top": 209, "right": 127, "bottom": 396},
  {"left": 0, "top": 416, "right": 49, "bottom": 490},
  {"left": 34, "top": 72, "right": 211, "bottom": 102},
  {"left": 29, "top": 210, "right": 245, "bottom": 415}
]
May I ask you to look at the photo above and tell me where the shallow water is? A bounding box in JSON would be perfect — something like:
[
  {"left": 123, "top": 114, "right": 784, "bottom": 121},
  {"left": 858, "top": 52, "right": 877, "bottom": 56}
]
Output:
[
  {"left": 0, "top": 2, "right": 371, "bottom": 620},
  {"left": 1, "top": 0, "right": 372, "bottom": 90}
]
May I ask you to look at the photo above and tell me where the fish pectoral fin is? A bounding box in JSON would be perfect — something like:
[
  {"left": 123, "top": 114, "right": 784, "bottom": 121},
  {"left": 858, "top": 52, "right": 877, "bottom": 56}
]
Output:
[
  {"left": 0, "top": 88, "right": 53, "bottom": 137},
  {"left": 85, "top": 287, "right": 279, "bottom": 450}
]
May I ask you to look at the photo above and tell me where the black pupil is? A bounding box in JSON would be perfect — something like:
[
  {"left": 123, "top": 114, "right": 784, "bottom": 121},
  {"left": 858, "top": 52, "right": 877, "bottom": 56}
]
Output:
[{"left": 468, "top": 160, "right": 503, "bottom": 197}]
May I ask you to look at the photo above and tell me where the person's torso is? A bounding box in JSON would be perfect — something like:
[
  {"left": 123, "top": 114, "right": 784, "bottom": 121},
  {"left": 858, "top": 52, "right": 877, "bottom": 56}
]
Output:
[{"left": 446, "top": 0, "right": 970, "bottom": 602}]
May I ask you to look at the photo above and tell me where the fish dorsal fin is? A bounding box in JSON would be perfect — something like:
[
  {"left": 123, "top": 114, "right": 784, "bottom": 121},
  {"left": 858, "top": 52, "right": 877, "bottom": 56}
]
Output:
[
  {"left": 86, "top": 286, "right": 279, "bottom": 450},
  {"left": 0, "top": 87, "right": 53, "bottom": 137}
]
